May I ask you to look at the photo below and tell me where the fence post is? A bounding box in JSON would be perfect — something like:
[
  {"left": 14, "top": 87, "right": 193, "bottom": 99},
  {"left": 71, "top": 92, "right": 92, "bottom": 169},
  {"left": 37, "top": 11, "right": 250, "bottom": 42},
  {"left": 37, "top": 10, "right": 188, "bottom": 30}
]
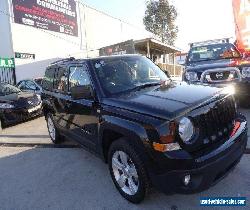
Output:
[{"left": 12, "top": 67, "right": 16, "bottom": 84}]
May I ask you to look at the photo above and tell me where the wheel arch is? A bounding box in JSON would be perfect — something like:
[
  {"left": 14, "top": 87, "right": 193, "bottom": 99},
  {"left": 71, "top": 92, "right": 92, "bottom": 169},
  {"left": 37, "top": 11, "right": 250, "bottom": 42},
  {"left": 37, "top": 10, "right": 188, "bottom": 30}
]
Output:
[{"left": 99, "top": 115, "right": 150, "bottom": 162}]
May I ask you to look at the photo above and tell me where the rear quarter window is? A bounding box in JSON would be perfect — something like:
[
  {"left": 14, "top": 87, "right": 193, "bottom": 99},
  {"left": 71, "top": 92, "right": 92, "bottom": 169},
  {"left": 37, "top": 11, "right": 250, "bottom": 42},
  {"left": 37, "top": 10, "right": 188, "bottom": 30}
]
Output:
[
  {"left": 42, "top": 67, "right": 55, "bottom": 91},
  {"left": 53, "top": 67, "right": 68, "bottom": 93}
]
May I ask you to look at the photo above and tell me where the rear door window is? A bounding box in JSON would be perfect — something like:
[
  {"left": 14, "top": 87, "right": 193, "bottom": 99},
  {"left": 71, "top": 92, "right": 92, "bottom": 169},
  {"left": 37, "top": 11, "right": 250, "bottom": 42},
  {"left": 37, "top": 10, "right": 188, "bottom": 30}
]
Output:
[{"left": 68, "top": 65, "right": 91, "bottom": 90}]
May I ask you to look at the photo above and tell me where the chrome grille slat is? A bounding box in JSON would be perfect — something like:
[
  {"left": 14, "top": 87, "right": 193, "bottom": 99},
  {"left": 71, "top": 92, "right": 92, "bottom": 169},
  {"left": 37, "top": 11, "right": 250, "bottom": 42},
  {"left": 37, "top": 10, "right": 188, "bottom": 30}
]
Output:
[
  {"left": 197, "top": 96, "right": 236, "bottom": 143},
  {"left": 200, "top": 67, "right": 241, "bottom": 83}
]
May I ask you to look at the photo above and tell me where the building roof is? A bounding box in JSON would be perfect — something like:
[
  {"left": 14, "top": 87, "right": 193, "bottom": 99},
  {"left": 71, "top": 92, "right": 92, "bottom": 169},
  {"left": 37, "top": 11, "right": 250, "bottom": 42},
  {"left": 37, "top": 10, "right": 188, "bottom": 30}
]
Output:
[{"left": 134, "top": 38, "right": 181, "bottom": 54}]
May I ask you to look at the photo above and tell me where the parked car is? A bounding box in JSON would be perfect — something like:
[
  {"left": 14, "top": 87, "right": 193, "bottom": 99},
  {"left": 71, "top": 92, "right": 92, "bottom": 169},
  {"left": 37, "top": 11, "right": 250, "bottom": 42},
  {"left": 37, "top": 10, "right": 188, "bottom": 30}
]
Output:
[
  {"left": 0, "top": 83, "right": 42, "bottom": 130},
  {"left": 42, "top": 55, "right": 247, "bottom": 203},
  {"left": 16, "top": 78, "right": 43, "bottom": 94},
  {"left": 182, "top": 38, "right": 250, "bottom": 107}
]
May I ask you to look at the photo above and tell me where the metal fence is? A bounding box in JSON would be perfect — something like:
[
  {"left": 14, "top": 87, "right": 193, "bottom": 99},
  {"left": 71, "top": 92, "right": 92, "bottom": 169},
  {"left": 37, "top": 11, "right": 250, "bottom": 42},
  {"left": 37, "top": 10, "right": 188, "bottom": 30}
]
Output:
[{"left": 0, "top": 67, "right": 16, "bottom": 84}]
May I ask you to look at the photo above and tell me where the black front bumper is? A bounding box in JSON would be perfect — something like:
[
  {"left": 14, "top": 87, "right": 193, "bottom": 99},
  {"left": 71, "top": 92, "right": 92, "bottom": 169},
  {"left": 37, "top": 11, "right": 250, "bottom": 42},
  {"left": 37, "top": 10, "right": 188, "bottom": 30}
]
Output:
[
  {"left": 0, "top": 104, "right": 42, "bottom": 127},
  {"left": 149, "top": 119, "right": 248, "bottom": 194}
]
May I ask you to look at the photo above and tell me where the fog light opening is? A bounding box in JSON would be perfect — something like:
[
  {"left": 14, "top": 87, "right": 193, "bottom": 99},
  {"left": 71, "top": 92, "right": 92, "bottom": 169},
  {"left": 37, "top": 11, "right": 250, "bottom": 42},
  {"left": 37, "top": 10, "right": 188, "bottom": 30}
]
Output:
[{"left": 183, "top": 174, "right": 191, "bottom": 186}]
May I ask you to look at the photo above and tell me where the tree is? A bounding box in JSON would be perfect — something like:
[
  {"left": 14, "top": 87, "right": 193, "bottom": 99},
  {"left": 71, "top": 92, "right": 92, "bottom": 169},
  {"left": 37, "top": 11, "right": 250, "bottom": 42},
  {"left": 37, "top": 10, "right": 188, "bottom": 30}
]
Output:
[{"left": 143, "top": 0, "right": 178, "bottom": 45}]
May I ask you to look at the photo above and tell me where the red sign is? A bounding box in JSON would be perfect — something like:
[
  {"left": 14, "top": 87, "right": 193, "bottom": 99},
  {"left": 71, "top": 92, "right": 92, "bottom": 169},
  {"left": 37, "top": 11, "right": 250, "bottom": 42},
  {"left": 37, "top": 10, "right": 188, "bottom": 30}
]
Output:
[
  {"left": 233, "top": 0, "right": 250, "bottom": 53},
  {"left": 12, "top": 0, "right": 78, "bottom": 36}
]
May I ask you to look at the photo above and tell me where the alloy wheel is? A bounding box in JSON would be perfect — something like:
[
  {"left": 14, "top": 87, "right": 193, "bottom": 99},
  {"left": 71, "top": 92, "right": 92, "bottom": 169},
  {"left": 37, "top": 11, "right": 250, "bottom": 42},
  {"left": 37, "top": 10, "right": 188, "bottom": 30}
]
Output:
[
  {"left": 112, "top": 151, "right": 139, "bottom": 195},
  {"left": 47, "top": 116, "right": 56, "bottom": 141}
]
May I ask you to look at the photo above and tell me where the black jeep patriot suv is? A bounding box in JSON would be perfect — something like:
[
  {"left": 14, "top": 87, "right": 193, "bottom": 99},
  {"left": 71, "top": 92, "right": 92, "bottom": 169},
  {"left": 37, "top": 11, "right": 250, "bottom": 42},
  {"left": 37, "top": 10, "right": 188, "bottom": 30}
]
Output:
[
  {"left": 183, "top": 38, "right": 250, "bottom": 107},
  {"left": 42, "top": 55, "right": 247, "bottom": 203}
]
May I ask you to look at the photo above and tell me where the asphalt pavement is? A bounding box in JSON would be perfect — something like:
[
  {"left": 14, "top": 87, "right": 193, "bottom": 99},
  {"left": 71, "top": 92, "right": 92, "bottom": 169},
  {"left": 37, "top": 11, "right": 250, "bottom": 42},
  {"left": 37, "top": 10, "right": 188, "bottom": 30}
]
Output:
[{"left": 0, "top": 109, "right": 249, "bottom": 210}]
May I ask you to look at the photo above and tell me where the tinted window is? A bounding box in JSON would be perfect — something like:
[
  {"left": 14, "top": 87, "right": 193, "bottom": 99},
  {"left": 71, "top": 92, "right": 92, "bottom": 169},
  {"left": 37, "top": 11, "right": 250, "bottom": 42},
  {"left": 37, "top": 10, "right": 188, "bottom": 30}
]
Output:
[
  {"left": 54, "top": 67, "right": 68, "bottom": 92},
  {"left": 25, "top": 81, "right": 37, "bottom": 90},
  {"left": 187, "top": 43, "right": 241, "bottom": 63},
  {"left": 69, "top": 66, "right": 90, "bottom": 89},
  {"left": 91, "top": 56, "right": 168, "bottom": 94},
  {"left": 43, "top": 67, "right": 55, "bottom": 91}
]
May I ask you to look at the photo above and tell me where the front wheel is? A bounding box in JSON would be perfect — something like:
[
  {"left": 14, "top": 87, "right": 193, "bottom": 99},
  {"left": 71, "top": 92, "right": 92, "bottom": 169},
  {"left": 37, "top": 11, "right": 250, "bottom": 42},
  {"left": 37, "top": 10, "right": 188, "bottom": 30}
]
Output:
[
  {"left": 108, "top": 138, "right": 150, "bottom": 203},
  {"left": 45, "top": 113, "right": 61, "bottom": 144}
]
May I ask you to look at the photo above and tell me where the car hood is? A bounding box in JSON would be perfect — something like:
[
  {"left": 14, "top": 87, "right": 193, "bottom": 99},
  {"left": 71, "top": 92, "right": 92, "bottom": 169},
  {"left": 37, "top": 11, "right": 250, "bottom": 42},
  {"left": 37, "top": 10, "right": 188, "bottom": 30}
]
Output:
[
  {"left": 0, "top": 92, "right": 40, "bottom": 108},
  {"left": 186, "top": 59, "right": 234, "bottom": 72},
  {"left": 103, "top": 81, "right": 223, "bottom": 120}
]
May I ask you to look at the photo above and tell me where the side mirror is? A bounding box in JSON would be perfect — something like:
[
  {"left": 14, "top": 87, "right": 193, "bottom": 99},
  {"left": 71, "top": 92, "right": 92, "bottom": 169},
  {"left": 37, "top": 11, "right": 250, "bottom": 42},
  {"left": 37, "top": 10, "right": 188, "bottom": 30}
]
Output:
[{"left": 70, "top": 85, "right": 93, "bottom": 100}]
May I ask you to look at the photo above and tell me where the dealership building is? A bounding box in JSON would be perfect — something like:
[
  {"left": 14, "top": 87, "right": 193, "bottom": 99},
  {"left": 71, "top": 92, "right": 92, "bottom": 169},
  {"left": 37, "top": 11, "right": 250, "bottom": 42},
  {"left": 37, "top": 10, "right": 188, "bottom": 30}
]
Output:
[{"left": 0, "top": 0, "right": 180, "bottom": 84}]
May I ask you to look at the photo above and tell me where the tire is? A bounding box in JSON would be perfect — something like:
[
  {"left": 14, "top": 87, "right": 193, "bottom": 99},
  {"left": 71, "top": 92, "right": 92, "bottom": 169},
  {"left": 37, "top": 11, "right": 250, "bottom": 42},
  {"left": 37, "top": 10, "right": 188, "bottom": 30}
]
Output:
[
  {"left": 45, "top": 113, "right": 61, "bottom": 144},
  {"left": 108, "top": 137, "right": 150, "bottom": 203}
]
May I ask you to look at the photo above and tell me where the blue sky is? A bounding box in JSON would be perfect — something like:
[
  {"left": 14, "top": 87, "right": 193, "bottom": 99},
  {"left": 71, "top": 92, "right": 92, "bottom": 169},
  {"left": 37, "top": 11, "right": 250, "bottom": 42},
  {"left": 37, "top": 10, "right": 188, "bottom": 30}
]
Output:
[
  {"left": 82, "top": 0, "right": 146, "bottom": 26},
  {"left": 81, "top": 0, "right": 235, "bottom": 51}
]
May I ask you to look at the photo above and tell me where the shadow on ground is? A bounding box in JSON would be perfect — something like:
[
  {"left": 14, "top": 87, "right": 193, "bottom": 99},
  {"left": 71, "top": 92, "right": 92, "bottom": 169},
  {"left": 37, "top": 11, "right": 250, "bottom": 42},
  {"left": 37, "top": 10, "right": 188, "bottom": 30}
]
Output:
[{"left": 0, "top": 147, "right": 249, "bottom": 210}]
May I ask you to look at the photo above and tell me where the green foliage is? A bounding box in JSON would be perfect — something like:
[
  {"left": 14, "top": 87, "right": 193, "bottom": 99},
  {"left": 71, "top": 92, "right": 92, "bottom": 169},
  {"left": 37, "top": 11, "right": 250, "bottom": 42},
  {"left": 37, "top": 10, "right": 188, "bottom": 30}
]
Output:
[{"left": 143, "top": 0, "right": 178, "bottom": 45}]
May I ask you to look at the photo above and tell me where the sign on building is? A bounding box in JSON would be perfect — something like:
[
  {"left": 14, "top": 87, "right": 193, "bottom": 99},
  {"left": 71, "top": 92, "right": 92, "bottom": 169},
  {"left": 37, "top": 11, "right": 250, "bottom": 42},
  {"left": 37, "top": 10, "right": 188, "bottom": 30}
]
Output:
[
  {"left": 0, "top": 58, "right": 15, "bottom": 68},
  {"left": 15, "top": 52, "right": 35, "bottom": 59},
  {"left": 99, "top": 40, "right": 136, "bottom": 56},
  {"left": 12, "top": 0, "right": 78, "bottom": 36}
]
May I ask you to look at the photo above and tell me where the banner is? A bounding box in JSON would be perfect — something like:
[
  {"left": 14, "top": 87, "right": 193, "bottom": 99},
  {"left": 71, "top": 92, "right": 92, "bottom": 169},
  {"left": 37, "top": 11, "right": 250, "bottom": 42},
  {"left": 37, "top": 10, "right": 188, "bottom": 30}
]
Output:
[
  {"left": 12, "top": 0, "right": 78, "bottom": 36},
  {"left": 0, "top": 58, "right": 15, "bottom": 68},
  {"left": 233, "top": 0, "right": 250, "bottom": 52}
]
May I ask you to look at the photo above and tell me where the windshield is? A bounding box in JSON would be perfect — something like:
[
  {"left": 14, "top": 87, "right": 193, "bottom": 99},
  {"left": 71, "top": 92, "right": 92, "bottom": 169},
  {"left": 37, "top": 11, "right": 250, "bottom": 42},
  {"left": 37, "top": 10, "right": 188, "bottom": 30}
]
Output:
[
  {"left": 92, "top": 56, "right": 169, "bottom": 95},
  {"left": 0, "top": 83, "right": 21, "bottom": 96},
  {"left": 187, "top": 43, "right": 241, "bottom": 63}
]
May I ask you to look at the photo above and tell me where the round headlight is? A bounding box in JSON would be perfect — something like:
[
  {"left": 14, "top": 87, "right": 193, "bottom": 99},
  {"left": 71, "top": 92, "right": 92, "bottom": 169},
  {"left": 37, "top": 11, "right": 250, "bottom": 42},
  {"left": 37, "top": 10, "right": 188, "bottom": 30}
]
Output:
[
  {"left": 178, "top": 117, "right": 194, "bottom": 143},
  {"left": 242, "top": 67, "right": 250, "bottom": 78},
  {"left": 185, "top": 72, "right": 199, "bottom": 81}
]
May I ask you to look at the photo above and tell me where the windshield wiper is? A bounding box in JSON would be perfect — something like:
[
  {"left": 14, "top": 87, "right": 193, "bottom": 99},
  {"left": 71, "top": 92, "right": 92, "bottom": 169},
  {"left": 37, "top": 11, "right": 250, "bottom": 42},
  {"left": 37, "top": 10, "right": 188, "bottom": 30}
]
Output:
[{"left": 128, "top": 82, "right": 161, "bottom": 92}]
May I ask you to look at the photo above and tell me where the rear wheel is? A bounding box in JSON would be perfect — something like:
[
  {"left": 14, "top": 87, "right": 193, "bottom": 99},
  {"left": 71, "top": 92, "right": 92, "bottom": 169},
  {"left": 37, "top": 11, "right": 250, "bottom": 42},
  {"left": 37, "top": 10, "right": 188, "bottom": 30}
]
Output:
[
  {"left": 45, "top": 113, "right": 61, "bottom": 144},
  {"left": 108, "top": 138, "right": 150, "bottom": 203}
]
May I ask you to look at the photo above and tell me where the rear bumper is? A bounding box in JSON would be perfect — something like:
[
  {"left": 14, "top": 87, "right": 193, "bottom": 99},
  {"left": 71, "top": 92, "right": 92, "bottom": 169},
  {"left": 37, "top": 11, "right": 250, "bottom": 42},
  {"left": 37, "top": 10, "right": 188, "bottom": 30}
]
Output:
[
  {"left": 150, "top": 119, "right": 248, "bottom": 194},
  {"left": 0, "top": 104, "right": 42, "bottom": 127}
]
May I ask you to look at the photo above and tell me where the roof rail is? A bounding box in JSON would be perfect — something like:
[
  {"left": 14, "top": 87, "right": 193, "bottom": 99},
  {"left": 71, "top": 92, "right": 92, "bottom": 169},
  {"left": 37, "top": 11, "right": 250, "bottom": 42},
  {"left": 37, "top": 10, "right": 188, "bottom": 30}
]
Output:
[
  {"left": 189, "top": 38, "right": 232, "bottom": 48},
  {"left": 50, "top": 57, "right": 75, "bottom": 65}
]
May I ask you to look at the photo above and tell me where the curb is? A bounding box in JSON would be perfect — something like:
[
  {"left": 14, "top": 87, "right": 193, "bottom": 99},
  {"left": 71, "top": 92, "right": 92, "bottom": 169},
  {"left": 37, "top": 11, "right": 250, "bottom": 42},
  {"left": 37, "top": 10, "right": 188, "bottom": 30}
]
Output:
[{"left": 0, "top": 143, "right": 81, "bottom": 148}]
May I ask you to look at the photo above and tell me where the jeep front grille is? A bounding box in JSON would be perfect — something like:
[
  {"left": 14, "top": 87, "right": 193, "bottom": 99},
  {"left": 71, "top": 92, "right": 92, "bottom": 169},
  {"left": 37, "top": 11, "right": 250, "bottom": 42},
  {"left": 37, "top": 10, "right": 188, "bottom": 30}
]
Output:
[{"left": 195, "top": 96, "right": 236, "bottom": 144}]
